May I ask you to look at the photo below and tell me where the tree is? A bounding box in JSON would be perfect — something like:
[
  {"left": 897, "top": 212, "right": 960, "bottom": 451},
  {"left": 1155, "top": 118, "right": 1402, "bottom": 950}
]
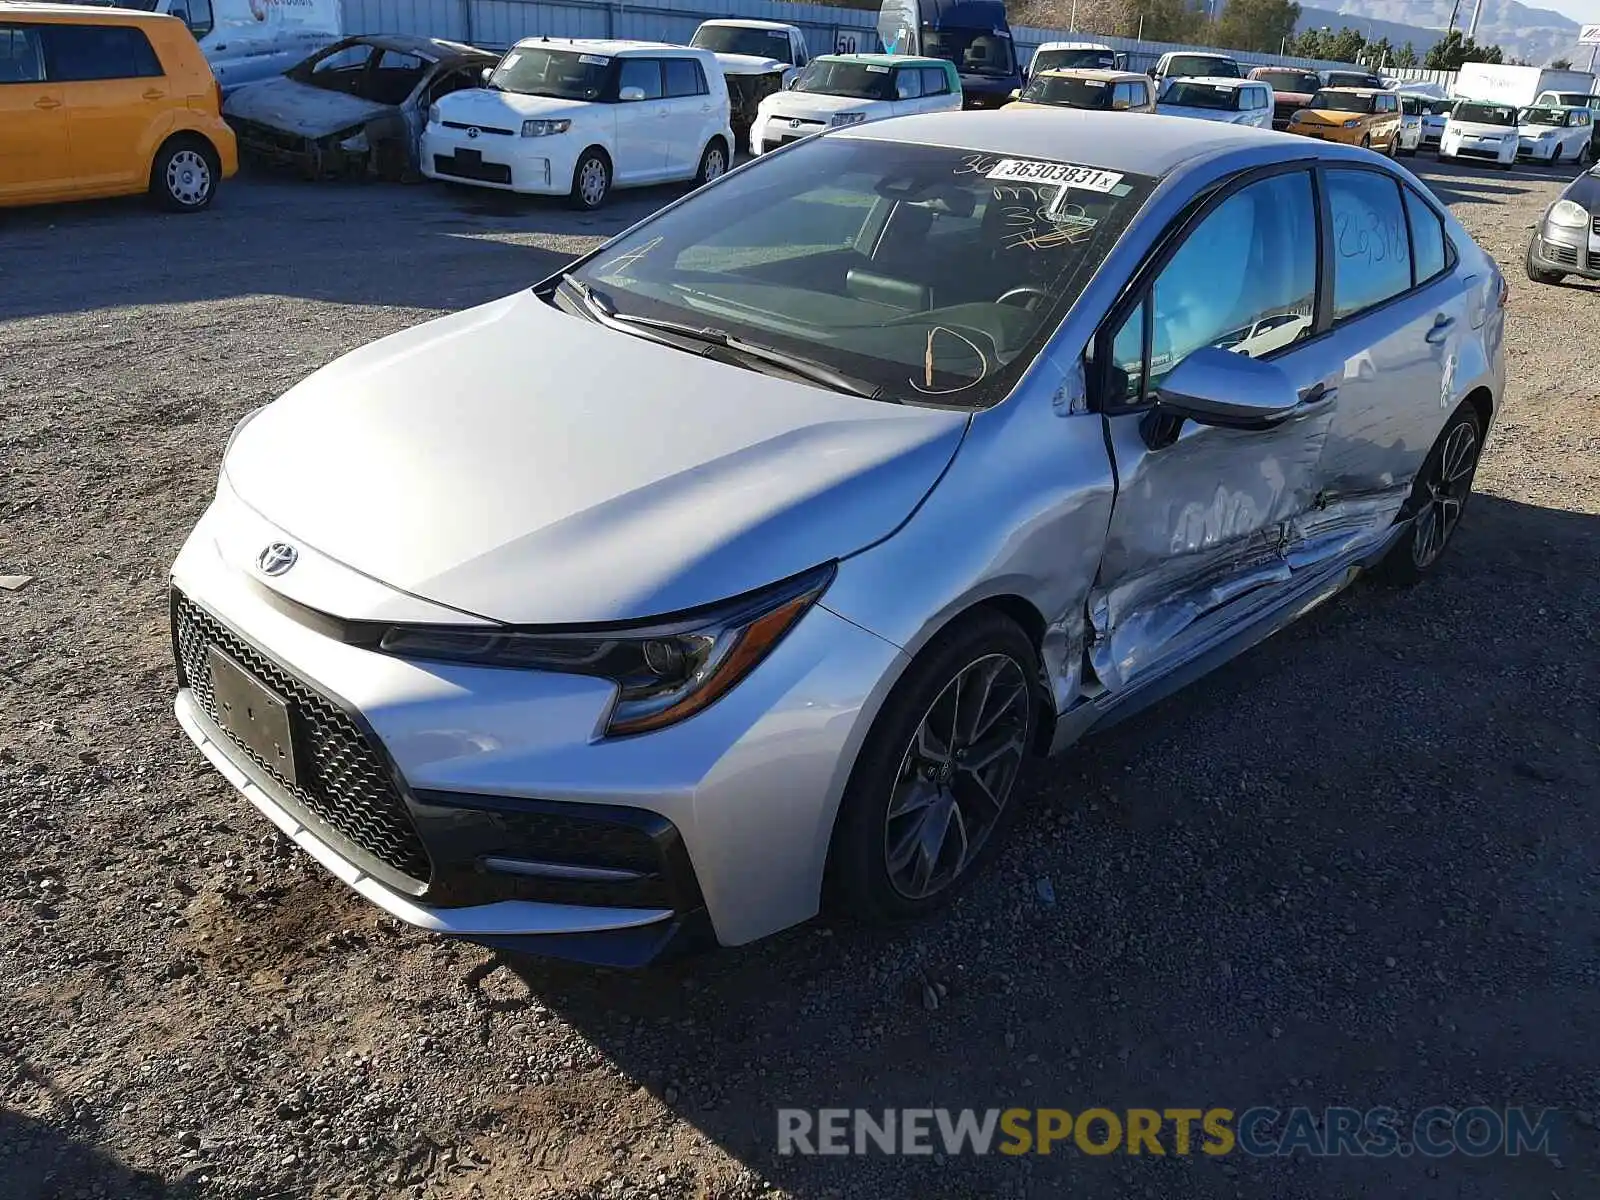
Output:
[
  {"left": 1213, "top": 0, "right": 1301, "bottom": 52},
  {"left": 1288, "top": 25, "right": 1366, "bottom": 60},
  {"left": 1423, "top": 29, "right": 1504, "bottom": 69},
  {"left": 1551, "top": 57, "right": 1573, "bottom": 69},
  {"left": 1327, "top": 25, "right": 1368, "bottom": 63},
  {"left": 1364, "top": 35, "right": 1394, "bottom": 68},
  {"left": 1394, "top": 42, "right": 1418, "bottom": 68},
  {"left": 1124, "top": 0, "right": 1205, "bottom": 42}
]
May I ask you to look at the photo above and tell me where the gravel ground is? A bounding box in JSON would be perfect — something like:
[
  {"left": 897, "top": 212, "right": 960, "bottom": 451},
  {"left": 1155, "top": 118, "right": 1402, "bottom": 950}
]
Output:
[{"left": 2, "top": 157, "right": 1597, "bottom": 1200}]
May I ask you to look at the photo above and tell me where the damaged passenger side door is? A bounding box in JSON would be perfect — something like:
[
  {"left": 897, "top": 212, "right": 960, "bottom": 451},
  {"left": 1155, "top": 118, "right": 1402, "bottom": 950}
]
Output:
[{"left": 1086, "top": 166, "right": 1340, "bottom": 691}]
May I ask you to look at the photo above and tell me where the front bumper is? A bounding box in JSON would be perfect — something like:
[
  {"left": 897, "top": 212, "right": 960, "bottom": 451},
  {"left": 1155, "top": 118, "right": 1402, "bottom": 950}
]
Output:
[
  {"left": 749, "top": 111, "right": 830, "bottom": 155},
  {"left": 1289, "top": 124, "right": 1360, "bottom": 144},
  {"left": 170, "top": 487, "right": 906, "bottom": 960},
  {"left": 1516, "top": 138, "right": 1560, "bottom": 160},
  {"left": 420, "top": 125, "right": 573, "bottom": 195},
  {"left": 1528, "top": 227, "right": 1600, "bottom": 278},
  {"left": 1440, "top": 138, "right": 1514, "bottom": 163}
]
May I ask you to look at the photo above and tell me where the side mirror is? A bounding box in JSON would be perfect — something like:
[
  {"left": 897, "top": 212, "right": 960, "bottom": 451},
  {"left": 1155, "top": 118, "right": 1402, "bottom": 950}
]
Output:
[
  {"left": 619, "top": 85, "right": 646, "bottom": 102},
  {"left": 785, "top": 75, "right": 799, "bottom": 89},
  {"left": 480, "top": 66, "right": 493, "bottom": 84},
  {"left": 1153, "top": 347, "right": 1302, "bottom": 430},
  {"left": 1008, "top": 88, "right": 1020, "bottom": 100}
]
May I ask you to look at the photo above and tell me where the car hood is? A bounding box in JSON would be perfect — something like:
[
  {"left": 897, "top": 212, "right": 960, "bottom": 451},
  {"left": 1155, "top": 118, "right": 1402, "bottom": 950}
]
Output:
[
  {"left": 223, "top": 77, "right": 393, "bottom": 137},
  {"left": 223, "top": 291, "right": 969, "bottom": 625},
  {"left": 710, "top": 52, "right": 787, "bottom": 76},
  {"left": 1294, "top": 107, "right": 1367, "bottom": 125},
  {"left": 435, "top": 88, "right": 592, "bottom": 124},
  {"left": 759, "top": 91, "right": 888, "bottom": 121},
  {"left": 1449, "top": 121, "right": 1515, "bottom": 137},
  {"left": 1518, "top": 123, "right": 1565, "bottom": 137},
  {"left": 1155, "top": 104, "right": 1244, "bottom": 122}
]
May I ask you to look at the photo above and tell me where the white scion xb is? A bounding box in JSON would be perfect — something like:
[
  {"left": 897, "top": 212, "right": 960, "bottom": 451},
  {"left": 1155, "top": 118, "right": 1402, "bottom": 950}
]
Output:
[{"left": 422, "top": 39, "right": 734, "bottom": 209}]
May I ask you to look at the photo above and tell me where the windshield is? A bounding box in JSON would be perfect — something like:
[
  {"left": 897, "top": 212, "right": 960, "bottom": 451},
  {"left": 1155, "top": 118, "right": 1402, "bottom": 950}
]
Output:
[
  {"left": 563, "top": 138, "right": 1154, "bottom": 408},
  {"left": 1020, "top": 74, "right": 1113, "bottom": 108},
  {"left": 921, "top": 27, "right": 1015, "bottom": 77},
  {"left": 1401, "top": 96, "right": 1421, "bottom": 114},
  {"left": 489, "top": 47, "right": 610, "bottom": 99},
  {"left": 794, "top": 59, "right": 895, "bottom": 100},
  {"left": 1163, "top": 81, "right": 1239, "bottom": 109},
  {"left": 1519, "top": 107, "right": 1564, "bottom": 126},
  {"left": 1310, "top": 90, "right": 1373, "bottom": 113},
  {"left": 691, "top": 25, "right": 794, "bottom": 62},
  {"left": 1324, "top": 71, "right": 1379, "bottom": 88},
  {"left": 1549, "top": 93, "right": 1591, "bottom": 106},
  {"left": 1423, "top": 99, "right": 1454, "bottom": 115},
  {"left": 1254, "top": 70, "right": 1318, "bottom": 93},
  {"left": 1165, "top": 55, "right": 1239, "bottom": 79},
  {"left": 1454, "top": 102, "right": 1516, "bottom": 126},
  {"left": 1032, "top": 47, "right": 1114, "bottom": 72}
]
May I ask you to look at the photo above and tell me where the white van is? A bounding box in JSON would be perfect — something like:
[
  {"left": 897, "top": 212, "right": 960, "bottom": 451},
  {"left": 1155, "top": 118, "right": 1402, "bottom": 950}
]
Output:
[{"left": 52, "top": 0, "right": 342, "bottom": 92}]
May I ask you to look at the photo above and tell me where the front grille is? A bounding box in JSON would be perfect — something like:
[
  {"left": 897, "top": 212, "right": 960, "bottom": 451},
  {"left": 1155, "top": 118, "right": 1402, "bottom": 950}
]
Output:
[
  {"left": 726, "top": 72, "right": 782, "bottom": 119},
  {"left": 173, "top": 590, "right": 432, "bottom": 885},
  {"left": 443, "top": 120, "right": 514, "bottom": 136},
  {"left": 1546, "top": 242, "right": 1580, "bottom": 267},
  {"left": 1592, "top": 214, "right": 1600, "bottom": 237},
  {"left": 433, "top": 153, "right": 512, "bottom": 184},
  {"left": 229, "top": 118, "right": 306, "bottom": 154}
]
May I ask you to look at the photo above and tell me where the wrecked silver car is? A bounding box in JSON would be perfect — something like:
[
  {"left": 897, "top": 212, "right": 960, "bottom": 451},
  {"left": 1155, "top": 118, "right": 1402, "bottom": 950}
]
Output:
[{"left": 224, "top": 35, "right": 498, "bottom": 180}]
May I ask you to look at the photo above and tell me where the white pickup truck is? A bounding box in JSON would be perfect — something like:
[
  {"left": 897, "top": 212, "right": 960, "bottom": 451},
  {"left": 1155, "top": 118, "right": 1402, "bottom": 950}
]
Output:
[{"left": 688, "top": 19, "right": 811, "bottom": 146}]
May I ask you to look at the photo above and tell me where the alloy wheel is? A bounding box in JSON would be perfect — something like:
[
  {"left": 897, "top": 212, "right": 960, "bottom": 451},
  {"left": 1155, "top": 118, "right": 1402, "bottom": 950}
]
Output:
[
  {"left": 703, "top": 147, "right": 726, "bottom": 182},
  {"left": 166, "top": 150, "right": 212, "bottom": 208},
  {"left": 1411, "top": 421, "right": 1479, "bottom": 569},
  {"left": 883, "top": 653, "right": 1030, "bottom": 900}
]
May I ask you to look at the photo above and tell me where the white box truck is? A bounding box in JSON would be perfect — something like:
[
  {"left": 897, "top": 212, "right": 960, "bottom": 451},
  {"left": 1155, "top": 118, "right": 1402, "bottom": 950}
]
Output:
[
  {"left": 1452, "top": 63, "right": 1597, "bottom": 107},
  {"left": 54, "top": 0, "right": 343, "bottom": 92}
]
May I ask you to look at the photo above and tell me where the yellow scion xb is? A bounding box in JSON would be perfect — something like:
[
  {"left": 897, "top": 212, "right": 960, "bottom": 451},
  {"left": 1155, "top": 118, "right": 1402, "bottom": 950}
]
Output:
[
  {"left": 0, "top": 2, "right": 237, "bottom": 211},
  {"left": 1288, "top": 87, "right": 1403, "bottom": 155}
]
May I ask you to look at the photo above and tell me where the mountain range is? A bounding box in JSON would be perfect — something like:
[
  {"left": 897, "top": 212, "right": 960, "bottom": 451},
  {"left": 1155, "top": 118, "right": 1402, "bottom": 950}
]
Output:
[{"left": 1296, "top": 0, "right": 1597, "bottom": 68}]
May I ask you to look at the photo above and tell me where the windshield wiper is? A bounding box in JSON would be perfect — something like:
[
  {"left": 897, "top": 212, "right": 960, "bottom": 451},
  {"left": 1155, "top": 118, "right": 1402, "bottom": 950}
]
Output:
[{"left": 559, "top": 275, "right": 886, "bottom": 400}]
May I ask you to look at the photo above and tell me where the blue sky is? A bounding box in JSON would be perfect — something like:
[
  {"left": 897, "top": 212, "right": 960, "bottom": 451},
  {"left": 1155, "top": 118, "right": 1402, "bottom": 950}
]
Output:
[{"left": 1552, "top": 0, "right": 1600, "bottom": 26}]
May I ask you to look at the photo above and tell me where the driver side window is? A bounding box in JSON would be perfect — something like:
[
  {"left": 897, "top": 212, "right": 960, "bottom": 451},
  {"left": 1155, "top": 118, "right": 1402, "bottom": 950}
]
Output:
[{"left": 1104, "top": 170, "right": 1317, "bottom": 404}]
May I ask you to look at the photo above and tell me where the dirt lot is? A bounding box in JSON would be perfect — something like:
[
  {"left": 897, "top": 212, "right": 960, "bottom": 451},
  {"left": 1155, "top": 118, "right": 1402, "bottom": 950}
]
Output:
[{"left": 2, "top": 156, "right": 1597, "bottom": 1200}]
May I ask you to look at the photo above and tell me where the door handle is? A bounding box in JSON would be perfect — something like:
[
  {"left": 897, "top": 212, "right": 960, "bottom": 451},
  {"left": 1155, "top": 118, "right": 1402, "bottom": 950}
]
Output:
[
  {"left": 1425, "top": 314, "right": 1455, "bottom": 345},
  {"left": 34, "top": 96, "right": 61, "bottom": 110},
  {"left": 143, "top": 88, "right": 165, "bottom": 100},
  {"left": 1295, "top": 382, "right": 1338, "bottom": 414}
]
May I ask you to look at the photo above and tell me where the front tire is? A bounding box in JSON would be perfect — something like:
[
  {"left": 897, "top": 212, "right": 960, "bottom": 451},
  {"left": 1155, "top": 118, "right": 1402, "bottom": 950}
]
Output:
[
  {"left": 826, "top": 611, "right": 1039, "bottom": 924},
  {"left": 693, "top": 139, "right": 728, "bottom": 188},
  {"left": 1374, "top": 405, "right": 1483, "bottom": 586},
  {"left": 150, "top": 136, "right": 218, "bottom": 212},
  {"left": 568, "top": 148, "right": 611, "bottom": 211}
]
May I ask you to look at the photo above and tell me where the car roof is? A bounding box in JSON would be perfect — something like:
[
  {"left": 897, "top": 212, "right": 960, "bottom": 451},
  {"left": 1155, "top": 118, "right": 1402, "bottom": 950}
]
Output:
[
  {"left": 1035, "top": 40, "right": 1113, "bottom": 50},
  {"left": 841, "top": 108, "right": 1302, "bottom": 176},
  {"left": 1162, "top": 51, "right": 1235, "bottom": 60},
  {"left": 0, "top": 1, "right": 175, "bottom": 22},
  {"left": 698, "top": 18, "right": 792, "bottom": 30},
  {"left": 510, "top": 37, "right": 705, "bottom": 56},
  {"left": 818, "top": 53, "right": 948, "bottom": 69},
  {"left": 1317, "top": 86, "right": 1384, "bottom": 95},
  {"left": 1168, "top": 76, "right": 1245, "bottom": 87},
  {"left": 346, "top": 34, "right": 493, "bottom": 62},
  {"left": 1035, "top": 68, "right": 1145, "bottom": 82}
]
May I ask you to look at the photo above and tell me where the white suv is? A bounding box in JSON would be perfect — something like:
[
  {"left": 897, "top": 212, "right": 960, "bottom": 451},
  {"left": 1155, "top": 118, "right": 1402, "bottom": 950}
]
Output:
[{"left": 422, "top": 39, "right": 733, "bottom": 209}]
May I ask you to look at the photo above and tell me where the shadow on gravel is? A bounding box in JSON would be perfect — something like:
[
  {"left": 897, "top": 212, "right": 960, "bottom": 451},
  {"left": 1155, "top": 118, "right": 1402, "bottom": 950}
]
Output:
[
  {"left": 1, "top": 1106, "right": 193, "bottom": 1200},
  {"left": 463, "top": 492, "right": 1597, "bottom": 1197}
]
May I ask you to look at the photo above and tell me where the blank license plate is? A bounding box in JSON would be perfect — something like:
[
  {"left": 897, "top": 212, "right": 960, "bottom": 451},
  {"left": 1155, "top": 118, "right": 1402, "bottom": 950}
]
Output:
[
  {"left": 208, "top": 647, "right": 298, "bottom": 786},
  {"left": 455, "top": 148, "right": 482, "bottom": 167}
]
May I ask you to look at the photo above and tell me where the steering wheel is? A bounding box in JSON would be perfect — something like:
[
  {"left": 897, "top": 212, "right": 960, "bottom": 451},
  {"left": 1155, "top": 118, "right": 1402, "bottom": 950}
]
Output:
[{"left": 996, "top": 285, "right": 1051, "bottom": 311}]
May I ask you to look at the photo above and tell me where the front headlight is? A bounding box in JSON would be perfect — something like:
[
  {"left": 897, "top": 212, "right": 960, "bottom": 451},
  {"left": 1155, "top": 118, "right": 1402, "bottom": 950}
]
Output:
[
  {"left": 377, "top": 564, "right": 835, "bottom": 736},
  {"left": 1343, "top": 118, "right": 1361, "bottom": 128},
  {"left": 1547, "top": 199, "right": 1590, "bottom": 228},
  {"left": 1289, "top": 111, "right": 1306, "bottom": 123},
  {"left": 1539, "top": 130, "right": 1556, "bottom": 140},
  {"left": 428, "top": 103, "right": 441, "bottom": 126},
  {"left": 521, "top": 119, "right": 572, "bottom": 137},
  {"left": 830, "top": 112, "right": 868, "bottom": 127}
]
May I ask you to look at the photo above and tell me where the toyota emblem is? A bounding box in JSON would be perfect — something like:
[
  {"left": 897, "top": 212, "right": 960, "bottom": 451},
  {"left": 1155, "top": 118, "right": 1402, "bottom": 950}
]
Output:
[
  {"left": 257, "top": 542, "right": 298, "bottom": 577},
  {"left": 467, "top": 126, "right": 480, "bottom": 139}
]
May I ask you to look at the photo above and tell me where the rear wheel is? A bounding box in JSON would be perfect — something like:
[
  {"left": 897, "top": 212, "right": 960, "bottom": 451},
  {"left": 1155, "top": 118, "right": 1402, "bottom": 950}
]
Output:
[
  {"left": 1374, "top": 405, "right": 1483, "bottom": 586},
  {"left": 693, "top": 139, "right": 727, "bottom": 188},
  {"left": 150, "top": 136, "right": 218, "bottom": 212},
  {"left": 826, "top": 611, "right": 1039, "bottom": 923}
]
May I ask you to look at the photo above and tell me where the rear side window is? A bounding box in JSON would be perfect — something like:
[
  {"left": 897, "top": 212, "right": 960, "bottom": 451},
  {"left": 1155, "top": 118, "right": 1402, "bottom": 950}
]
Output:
[
  {"left": 0, "top": 25, "right": 46, "bottom": 83},
  {"left": 920, "top": 66, "right": 948, "bottom": 96},
  {"left": 1403, "top": 186, "right": 1447, "bottom": 284},
  {"left": 42, "top": 24, "right": 164, "bottom": 81},
  {"left": 894, "top": 67, "right": 921, "bottom": 100},
  {"left": 1132, "top": 81, "right": 1148, "bottom": 107},
  {"left": 618, "top": 57, "right": 663, "bottom": 100},
  {"left": 1327, "top": 169, "right": 1411, "bottom": 319},
  {"left": 169, "top": 0, "right": 213, "bottom": 39},
  {"left": 663, "top": 57, "right": 706, "bottom": 98}
]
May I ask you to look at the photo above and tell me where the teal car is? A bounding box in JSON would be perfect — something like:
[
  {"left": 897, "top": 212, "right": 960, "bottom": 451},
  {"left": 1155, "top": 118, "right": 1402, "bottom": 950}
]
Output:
[{"left": 749, "top": 54, "right": 962, "bottom": 154}]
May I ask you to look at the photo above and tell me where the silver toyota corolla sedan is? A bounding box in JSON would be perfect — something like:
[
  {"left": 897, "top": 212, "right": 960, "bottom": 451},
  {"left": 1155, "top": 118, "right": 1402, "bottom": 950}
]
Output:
[{"left": 172, "top": 110, "right": 1506, "bottom": 965}]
